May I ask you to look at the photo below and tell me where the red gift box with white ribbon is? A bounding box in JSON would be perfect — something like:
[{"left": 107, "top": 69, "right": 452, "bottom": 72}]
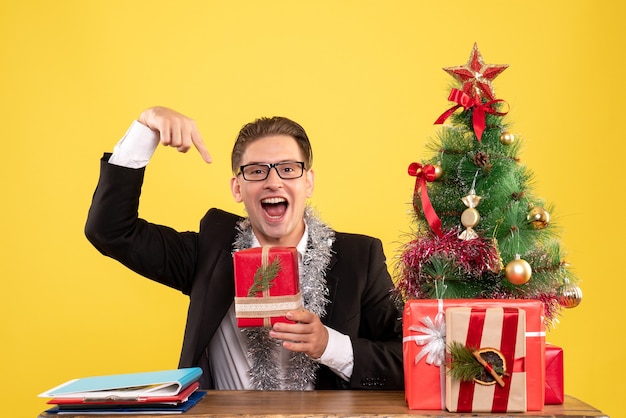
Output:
[
  {"left": 234, "top": 247, "right": 303, "bottom": 328},
  {"left": 402, "top": 299, "right": 545, "bottom": 410}
]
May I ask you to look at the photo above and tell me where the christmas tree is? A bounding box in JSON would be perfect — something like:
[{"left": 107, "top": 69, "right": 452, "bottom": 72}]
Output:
[{"left": 396, "top": 44, "right": 581, "bottom": 325}]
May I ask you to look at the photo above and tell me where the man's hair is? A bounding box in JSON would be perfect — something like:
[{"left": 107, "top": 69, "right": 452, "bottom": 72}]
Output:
[{"left": 231, "top": 116, "right": 313, "bottom": 173}]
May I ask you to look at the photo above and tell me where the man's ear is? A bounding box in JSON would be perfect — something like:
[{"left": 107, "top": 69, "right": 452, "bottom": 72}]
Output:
[
  {"left": 305, "top": 168, "right": 314, "bottom": 198},
  {"left": 230, "top": 176, "right": 243, "bottom": 203}
]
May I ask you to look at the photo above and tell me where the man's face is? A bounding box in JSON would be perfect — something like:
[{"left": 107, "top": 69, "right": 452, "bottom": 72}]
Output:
[{"left": 230, "top": 135, "right": 314, "bottom": 247}]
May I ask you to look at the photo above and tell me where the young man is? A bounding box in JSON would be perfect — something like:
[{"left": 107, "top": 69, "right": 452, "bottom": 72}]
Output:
[{"left": 85, "top": 107, "right": 403, "bottom": 390}]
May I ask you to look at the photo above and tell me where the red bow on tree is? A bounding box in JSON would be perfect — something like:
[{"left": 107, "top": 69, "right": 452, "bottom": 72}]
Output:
[
  {"left": 408, "top": 162, "right": 442, "bottom": 237},
  {"left": 434, "top": 88, "right": 508, "bottom": 141}
]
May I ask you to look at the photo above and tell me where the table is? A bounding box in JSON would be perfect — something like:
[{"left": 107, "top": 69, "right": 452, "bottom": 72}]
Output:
[{"left": 39, "top": 391, "right": 608, "bottom": 417}]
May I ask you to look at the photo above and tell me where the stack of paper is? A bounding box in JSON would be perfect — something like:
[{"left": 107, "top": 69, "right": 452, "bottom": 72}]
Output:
[{"left": 38, "top": 367, "right": 205, "bottom": 415}]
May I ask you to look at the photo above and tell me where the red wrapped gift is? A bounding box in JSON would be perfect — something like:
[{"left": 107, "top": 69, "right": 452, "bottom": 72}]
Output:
[
  {"left": 402, "top": 299, "right": 545, "bottom": 410},
  {"left": 545, "top": 344, "right": 564, "bottom": 404},
  {"left": 234, "top": 246, "right": 303, "bottom": 327},
  {"left": 445, "top": 307, "right": 527, "bottom": 412}
]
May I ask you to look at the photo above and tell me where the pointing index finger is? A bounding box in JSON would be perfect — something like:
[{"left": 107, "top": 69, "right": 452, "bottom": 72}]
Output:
[{"left": 191, "top": 130, "right": 212, "bottom": 163}]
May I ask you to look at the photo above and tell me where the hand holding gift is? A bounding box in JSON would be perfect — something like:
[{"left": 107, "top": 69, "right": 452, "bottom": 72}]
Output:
[{"left": 270, "top": 309, "right": 329, "bottom": 359}]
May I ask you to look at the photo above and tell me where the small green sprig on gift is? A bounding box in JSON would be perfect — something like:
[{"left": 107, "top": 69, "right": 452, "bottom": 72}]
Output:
[
  {"left": 247, "top": 257, "right": 282, "bottom": 297},
  {"left": 447, "top": 341, "right": 506, "bottom": 387}
]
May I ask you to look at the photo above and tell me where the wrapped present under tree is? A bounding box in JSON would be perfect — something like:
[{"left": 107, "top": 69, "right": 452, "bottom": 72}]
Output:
[
  {"left": 445, "top": 306, "right": 526, "bottom": 412},
  {"left": 402, "top": 299, "right": 544, "bottom": 410},
  {"left": 544, "top": 344, "right": 564, "bottom": 404}
]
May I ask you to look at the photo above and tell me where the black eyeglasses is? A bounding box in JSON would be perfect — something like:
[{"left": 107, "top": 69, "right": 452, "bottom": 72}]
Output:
[{"left": 238, "top": 162, "right": 305, "bottom": 181}]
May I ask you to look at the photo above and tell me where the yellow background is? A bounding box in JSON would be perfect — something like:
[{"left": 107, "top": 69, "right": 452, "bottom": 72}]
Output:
[{"left": 1, "top": 1, "right": 623, "bottom": 416}]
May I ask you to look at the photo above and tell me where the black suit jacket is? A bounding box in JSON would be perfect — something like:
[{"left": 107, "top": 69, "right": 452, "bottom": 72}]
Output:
[{"left": 85, "top": 156, "right": 404, "bottom": 390}]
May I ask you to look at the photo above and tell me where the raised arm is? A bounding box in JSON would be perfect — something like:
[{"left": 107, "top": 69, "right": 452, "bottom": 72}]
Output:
[{"left": 84, "top": 107, "right": 212, "bottom": 294}]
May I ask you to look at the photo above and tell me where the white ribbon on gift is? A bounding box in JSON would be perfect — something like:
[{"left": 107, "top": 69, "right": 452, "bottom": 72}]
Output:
[{"left": 406, "top": 312, "right": 446, "bottom": 366}]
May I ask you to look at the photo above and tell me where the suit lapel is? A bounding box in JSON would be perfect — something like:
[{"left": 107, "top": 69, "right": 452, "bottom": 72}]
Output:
[{"left": 194, "top": 249, "right": 235, "bottom": 358}]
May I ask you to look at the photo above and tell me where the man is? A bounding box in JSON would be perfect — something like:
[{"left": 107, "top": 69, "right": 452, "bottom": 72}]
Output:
[{"left": 85, "top": 107, "right": 403, "bottom": 390}]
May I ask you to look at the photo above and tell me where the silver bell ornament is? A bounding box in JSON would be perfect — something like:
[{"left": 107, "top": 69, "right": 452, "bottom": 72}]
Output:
[{"left": 557, "top": 280, "right": 582, "bottom": 308}]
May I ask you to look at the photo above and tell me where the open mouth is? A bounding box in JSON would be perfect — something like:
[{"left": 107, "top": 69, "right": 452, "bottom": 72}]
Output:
[{"left": 261, "top": 197, "right": 288, "bottom": 218}]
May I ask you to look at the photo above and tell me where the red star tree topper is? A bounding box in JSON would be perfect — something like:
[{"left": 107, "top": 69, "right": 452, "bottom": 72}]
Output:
[{"left": 444, "top": 43, "right": 508, "bottom": 101}]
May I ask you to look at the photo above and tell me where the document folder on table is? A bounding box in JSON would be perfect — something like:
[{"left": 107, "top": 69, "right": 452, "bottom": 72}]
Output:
[
  {"left": 43, "top": 390, "right": 206, "bottom": 415},
  {"left": 38, "top": 367, "right": 202, "bottom": 401},
  {"left": 47, "top": 382, "right": 200, "bottom": 406}
]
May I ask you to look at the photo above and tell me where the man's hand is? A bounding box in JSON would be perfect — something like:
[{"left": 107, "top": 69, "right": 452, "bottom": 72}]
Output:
[
  {"left": 269, "top": 309, "right": 329, "bottom": 359},
  {"left": 138, "top": 106, "right": 212, "bottom": 163}
]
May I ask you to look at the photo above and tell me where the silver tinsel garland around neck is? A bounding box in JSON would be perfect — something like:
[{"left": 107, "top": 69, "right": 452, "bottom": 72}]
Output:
[{"left": 232, "top": 206, "right": 336, "bottom": 390}]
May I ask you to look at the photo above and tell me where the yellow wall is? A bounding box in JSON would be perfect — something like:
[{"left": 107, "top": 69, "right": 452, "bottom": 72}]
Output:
[{"left": 1, "top": 1, "right": 623, "bottom": 416}]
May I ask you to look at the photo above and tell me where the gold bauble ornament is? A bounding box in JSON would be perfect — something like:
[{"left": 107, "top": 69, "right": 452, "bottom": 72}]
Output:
[
  {"left": 527, "top": 206, "right": 550, "bottom": 229},
  {"left": 557, "top": 281, "right": 583, "bottom": 308},
  {"left": 505, "top": 255, "right": 532, "bottom": 285},
  {"left": 433, "top": 163, "right": 443, "bottom": 180},
  {"left": 500, "top": 131, "right": 515, "bottom": 145}
]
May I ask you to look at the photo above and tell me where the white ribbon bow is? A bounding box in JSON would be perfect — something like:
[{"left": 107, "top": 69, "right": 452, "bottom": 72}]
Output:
[{"left": 408, "top": 312, "right": 446, "bottom": 366}]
